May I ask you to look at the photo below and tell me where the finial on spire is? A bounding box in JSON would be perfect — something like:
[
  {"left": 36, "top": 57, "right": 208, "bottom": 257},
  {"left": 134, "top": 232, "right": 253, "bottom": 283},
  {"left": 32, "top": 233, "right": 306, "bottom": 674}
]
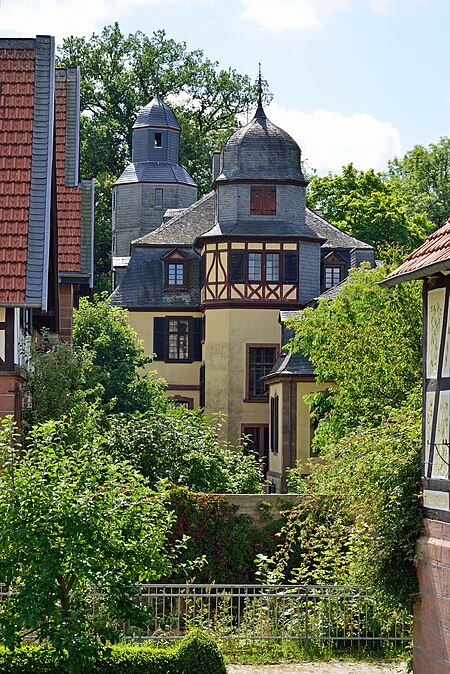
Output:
[
  {"left": 155, "top": 64, "right": 160, "bottom": 98},
  {"left": 258, "top": 63, "right": 263, "bottom": 108}
]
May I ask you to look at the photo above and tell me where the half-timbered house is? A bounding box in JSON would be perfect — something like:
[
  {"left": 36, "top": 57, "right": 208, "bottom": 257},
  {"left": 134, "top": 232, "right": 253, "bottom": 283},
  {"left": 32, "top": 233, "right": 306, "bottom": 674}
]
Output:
[
  {"left": 111, "top": 92, "right": 374, "bottom": 490},
  {"left": 383, "top": 219, "right": 450, "bottom": 674}
]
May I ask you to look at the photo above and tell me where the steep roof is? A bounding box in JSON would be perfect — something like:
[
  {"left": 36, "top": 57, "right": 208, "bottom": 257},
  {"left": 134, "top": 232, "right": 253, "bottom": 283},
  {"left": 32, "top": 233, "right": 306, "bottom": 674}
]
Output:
[
  {"left": 109, "top": 247, "right": 200, "bottom": 308},
  {"left": 305, "top": 209, "right": 373, "bottom": 250},
  {"left": 264, "top": 350, "right": 315, "bottom": 379},
  {"left": 383, "top": 219, "right": 450, "bottom": 286},
  {"left": 0, "top": 36, "right": 55, "bottom": 308},
  {"left": 55, "top": 68, "right": 94, "bottom": 286},
  {"left": 133, "top": 96, "right": 180, "bottom": 131},
  {"left": 134, "top": 192, "right": 215, "bottom": 246},
  {"left": 216, "top": 103, "right": 306, "bottom": 183}
]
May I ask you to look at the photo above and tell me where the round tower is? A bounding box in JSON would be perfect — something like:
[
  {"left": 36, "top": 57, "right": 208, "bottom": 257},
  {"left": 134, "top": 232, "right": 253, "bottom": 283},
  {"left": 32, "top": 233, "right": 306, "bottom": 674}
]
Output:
[{"left": 112, "top": 96, "right": 197, "bottom": 259}]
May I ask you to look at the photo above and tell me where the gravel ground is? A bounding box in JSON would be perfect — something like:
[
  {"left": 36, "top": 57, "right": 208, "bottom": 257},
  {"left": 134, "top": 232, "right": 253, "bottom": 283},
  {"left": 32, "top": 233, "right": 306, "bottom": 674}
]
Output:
[{"left": 227, "top": 661, "right": 407, "bottom": 674}]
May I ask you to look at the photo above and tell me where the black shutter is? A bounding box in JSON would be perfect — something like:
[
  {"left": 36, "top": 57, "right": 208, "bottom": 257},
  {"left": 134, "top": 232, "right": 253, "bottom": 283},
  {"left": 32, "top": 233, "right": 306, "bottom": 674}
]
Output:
[
  {"left": 193, "top": 317, "right": 202, "bottom": 361},
  {"left": 283, "top": 251, "right": 298, "bottom": 283},
  {"left": 153, "top": 317, "right": 166, "bottom": 361},
  {"left": 199, "top": 364, "right": 205, "bottom": 408},
  {"left": 229, "top": 251, "right": 245, "bottom": 282}
]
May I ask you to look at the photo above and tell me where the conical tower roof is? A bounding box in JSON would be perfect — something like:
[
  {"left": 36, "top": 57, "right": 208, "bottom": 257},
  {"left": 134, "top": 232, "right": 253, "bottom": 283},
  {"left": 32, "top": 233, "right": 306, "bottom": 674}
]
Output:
[
  {"left": 216, "top": 103, "right": 306, "bottom": 183},
  {"left": 133, "top": 95, "right": 180, "bottom": 130}
]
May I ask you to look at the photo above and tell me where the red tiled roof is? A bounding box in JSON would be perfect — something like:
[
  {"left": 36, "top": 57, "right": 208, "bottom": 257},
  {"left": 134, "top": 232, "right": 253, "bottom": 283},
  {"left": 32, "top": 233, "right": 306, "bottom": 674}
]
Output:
[
  {"left": 55, "top": 75, "right": 81, "bottom": 274},
  {"left": 384, "top": 219, "right": 450, "bottom": 286},
  {"left": 0, "top": 48, "right": 35, "bottom": 303}
]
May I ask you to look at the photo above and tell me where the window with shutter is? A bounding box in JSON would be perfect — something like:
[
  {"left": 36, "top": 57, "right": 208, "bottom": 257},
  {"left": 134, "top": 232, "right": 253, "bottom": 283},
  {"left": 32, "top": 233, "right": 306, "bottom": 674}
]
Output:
[{"left": 250, "top": 186, "right": 276, "bottom": 215}]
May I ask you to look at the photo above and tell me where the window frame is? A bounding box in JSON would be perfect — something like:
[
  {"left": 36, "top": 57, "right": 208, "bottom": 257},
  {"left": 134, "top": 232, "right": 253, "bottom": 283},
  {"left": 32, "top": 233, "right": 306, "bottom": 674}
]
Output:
[
  {"left": 167, "top": 317, "right": 190, "bottom": 362},
  {"left": 154, "top": 132, "right": 162, "bottom": 148},
  {"left": 270, "top": 392, "right": 279, "bottom": 454},
  {"left": 155, "top": 188, "right": 163, "bottom": 209},
  {"left": 163, "top": 250, "right": 189, "bottom": 290},
  {"left": 250, "top": 185, "right": 276, "bottom": 216},
  {"left": 246, "top": 344, "right": 278, "bottom": 400}
]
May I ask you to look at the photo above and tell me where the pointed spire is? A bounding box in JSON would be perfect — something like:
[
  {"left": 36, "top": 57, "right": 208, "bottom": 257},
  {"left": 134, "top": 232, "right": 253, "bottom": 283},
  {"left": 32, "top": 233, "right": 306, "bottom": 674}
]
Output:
[{"left": 258, "top": 62, "right": 263, "bottom": 108}]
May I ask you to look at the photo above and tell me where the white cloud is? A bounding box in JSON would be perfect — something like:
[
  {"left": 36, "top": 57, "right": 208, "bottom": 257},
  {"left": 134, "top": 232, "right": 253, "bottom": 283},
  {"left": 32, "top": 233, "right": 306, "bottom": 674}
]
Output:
[
  {"left": 240, "top": 0, "right": 322, "bottom": 31},
  {"left": 0, "top": 0, "right": 111, "bottom": 42},
  {"left": 266, "top": 101, "right": 402, "bottom": 174},
  {"left": 240, "top": 0, "right": 427, "bottom": 31}
]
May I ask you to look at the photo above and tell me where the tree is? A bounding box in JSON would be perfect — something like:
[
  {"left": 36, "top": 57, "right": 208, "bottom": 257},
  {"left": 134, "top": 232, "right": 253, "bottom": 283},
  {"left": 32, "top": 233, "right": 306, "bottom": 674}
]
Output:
[
  {"left": 307, "top": 163, "right": 434, "bottom": 251},
  {"left": 72, "top": 294, "right": 167, "bottom": 413},
  {"left": 388, "top": 137, "right": 450, "bottom": 229},
  {"left": 287, "top": 264, "right": 422, "bottom": 448},
  {"left": 105, "top": 408, "right": 262, "bottom": 494},
  {"left": 0, "top": 416, "right": 175, "bottom": 673}
]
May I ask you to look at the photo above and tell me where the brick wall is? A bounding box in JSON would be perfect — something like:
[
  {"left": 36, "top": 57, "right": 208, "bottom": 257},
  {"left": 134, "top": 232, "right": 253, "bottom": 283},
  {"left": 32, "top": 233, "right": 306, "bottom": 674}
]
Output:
[{"left": 414, "top": 518, "right": 450, "bottom": 673}]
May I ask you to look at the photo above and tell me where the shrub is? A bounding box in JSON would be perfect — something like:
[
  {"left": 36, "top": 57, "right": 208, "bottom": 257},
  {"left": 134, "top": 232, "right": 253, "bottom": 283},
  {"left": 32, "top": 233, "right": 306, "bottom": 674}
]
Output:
[
  {"left": 0, "top": 632, "right": 223, "bottom": 673},
  {"left": 176, "top": 630, "right": 227, "bottom": 674}
]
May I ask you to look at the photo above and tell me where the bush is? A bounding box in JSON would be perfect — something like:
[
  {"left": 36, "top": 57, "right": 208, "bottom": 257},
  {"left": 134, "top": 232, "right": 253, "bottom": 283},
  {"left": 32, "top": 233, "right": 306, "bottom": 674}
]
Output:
[
  {"left": 166, "top": 485, "right": 282, "bottom": 583},
  {"left": 0, "top": 632, "right": 224, "bottom": 673},
  {"left": 176, "top": 630, "right": 227, "bottom": 674}
]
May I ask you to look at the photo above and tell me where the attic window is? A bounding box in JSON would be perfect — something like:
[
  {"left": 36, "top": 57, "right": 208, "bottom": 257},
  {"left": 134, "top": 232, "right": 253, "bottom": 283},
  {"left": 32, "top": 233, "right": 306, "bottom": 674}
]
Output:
[
  {"left": 250, "top": 186, "right": 276, "bottom": 216},
  {"left": 155, "top": 188, "right": 163, "bottom": 209},
  {"left": 167, "top": 262, "right": 186, "bottom": 287},
  {"left": 154, "top": 132, "right": 162, "bottom": 148}
]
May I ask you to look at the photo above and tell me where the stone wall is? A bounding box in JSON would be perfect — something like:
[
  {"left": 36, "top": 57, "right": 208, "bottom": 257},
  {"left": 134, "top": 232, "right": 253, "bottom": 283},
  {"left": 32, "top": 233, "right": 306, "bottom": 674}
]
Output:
[
  {"left": 414, "top": 517, "right": 450, "bottom": 673},
  {"left": 219, "top": 493, "right": 303, "bottom": 523}
]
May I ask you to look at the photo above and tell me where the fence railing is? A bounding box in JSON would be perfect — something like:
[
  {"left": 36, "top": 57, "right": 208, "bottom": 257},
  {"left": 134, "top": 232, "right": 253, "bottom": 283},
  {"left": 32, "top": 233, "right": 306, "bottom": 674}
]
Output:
[
  {"left": 131, "top": 584, "right": 412, "bottom": 646},
  {"left": 0, "top": 583, "right": 412, "bottom": 646}
]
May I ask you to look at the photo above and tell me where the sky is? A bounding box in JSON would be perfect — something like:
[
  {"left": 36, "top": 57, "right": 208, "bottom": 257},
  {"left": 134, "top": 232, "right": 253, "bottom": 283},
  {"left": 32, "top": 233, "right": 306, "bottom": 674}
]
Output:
[{"left": 1, "top": 0, "right": 449, "bottom": 176}]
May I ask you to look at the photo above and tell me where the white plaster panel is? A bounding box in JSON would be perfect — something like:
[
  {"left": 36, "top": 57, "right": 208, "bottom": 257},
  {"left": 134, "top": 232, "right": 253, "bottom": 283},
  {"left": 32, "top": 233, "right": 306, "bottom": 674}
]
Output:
[
  {"left": 424, "top": 391, "right": 435, "bottom": 473},
  {"left": 423, "top": 490, "right": 449, "bottom": 511},
  {"left": 427, "top": 287, "right": 445, "bottom": 378},
  {"left": 432, "top": 390, "right": 449, "bottom": 479}
]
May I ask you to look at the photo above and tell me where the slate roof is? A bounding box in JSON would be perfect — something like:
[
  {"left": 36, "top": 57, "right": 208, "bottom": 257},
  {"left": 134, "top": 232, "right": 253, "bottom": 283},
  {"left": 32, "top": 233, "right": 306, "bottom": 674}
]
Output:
[
  {"left": 133, "top": 96, "right": 180, "bottom": 130},
  {"left": 55, "top": 69, "right": 82, "bottom": 275},
  {"left": 115, "top": 162, "right": 196, "bottom": 186},
  {"left": 216, "top": 104, "right": 306, "bottom": 183},
  {"left": 383, "top": 219, "right": 450, "bottom": 286},
  {"left": 305, "top": 209, "right": 373, "bottom": 250},
  {"left": 109, "top": 247, "right": 200, "bottom": 308},
  {"left": 0, "top": 36, "right": 54, "bottom": 308},
  {"left": 134, "top": 192, "right": 215, "bottom": 246},
  {"left": 264, "top": 350, "right": 315, "bottom": 379}
]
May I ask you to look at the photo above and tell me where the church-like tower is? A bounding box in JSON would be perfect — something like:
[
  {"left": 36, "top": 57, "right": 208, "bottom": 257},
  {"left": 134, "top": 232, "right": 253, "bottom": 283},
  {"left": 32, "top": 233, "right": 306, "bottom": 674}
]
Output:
[{"left": 112, "top": 96, "right": 197, "bottom": 261}]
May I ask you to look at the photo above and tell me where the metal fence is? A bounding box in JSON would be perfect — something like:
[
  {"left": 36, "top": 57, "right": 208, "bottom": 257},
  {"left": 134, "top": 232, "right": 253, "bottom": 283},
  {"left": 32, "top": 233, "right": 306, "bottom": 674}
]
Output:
[
  {"left": 131, "top": 584, "right": 412, "bottom": 646},
  {"left": 0, "top": 583, "right": 412, "bottom": 646}
]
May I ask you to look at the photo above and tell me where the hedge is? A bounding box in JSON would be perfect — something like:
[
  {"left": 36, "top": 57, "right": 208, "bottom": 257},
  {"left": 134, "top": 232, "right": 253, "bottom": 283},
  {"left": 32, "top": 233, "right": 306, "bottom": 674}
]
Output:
[{"left": 0, "top": 630, "right": 226, "bottom": 674}]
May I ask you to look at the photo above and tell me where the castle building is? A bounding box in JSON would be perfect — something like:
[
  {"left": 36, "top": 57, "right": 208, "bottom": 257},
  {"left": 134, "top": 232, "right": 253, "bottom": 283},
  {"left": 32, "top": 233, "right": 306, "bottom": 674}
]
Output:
[{"left": 110, "top": 93, "right": 374, "bottom": 491}]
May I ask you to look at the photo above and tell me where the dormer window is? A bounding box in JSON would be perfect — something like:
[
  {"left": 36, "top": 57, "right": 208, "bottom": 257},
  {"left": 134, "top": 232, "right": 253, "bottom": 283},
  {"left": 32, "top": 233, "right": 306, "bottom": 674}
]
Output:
[
  {"left": 163, "top": 249, "right": 188, "bottom": 289},
  {"left": 154, "top": 132, "right": 162, "bottom": 148},
  {"left": 250, "top": 186, "right": 276, "bottom": 216},
  {"left": 322, "top": 252, "right": 346, "bottom": 291}
]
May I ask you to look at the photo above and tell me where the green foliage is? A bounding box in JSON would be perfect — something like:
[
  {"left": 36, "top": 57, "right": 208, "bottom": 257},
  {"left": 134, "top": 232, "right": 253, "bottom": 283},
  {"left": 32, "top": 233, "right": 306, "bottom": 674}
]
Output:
[
  {"left": 105, "top": 410, "right": 262, "bottom": 493},
  {"left": 0, "top": 632, "right": 223, "bottom": 674},
  {"left": 165, "top": 486, "right": 280, "bottom": 583},
  {"left": 73, "top": 294, "right": 167, "bottom": 413},
  {"left": 388, "top": 137, "right": 450, "bottom": 229},
  {"left": 307, "top": 163, "right": 434, "bottom": 252},
  {"left": 288, "top": 264, "right": 422, "bottom": 447},
  {"left": 273, "top": 406, "right": 422, "bottom": 611},
  {"left": 176, "top": 629, "right": 227, "bottom": 674},
  {"left": 23, "top": 339, "right": 100, "bottom": 428},
  {"left": 0, "top": 416, "right": 174, "bottom": 672},
  {"left": 275, "top": 264, "right": 423, "bottom": 611}
]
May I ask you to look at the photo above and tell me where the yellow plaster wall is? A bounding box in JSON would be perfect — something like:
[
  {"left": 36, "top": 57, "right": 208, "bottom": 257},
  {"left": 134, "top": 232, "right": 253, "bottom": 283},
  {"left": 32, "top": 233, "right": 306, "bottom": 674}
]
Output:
[
  {"left": 295, "top": 380, "right": 330, "bottom": 473},
  {"left": 268, "top": 381, "right": 283, "bottom": 476},
  {"left": 203, "top": 307, "right": 280, "bottom": 446},
  {"left": 127, "top": 311, "right": 202, "bottom": 390}
]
